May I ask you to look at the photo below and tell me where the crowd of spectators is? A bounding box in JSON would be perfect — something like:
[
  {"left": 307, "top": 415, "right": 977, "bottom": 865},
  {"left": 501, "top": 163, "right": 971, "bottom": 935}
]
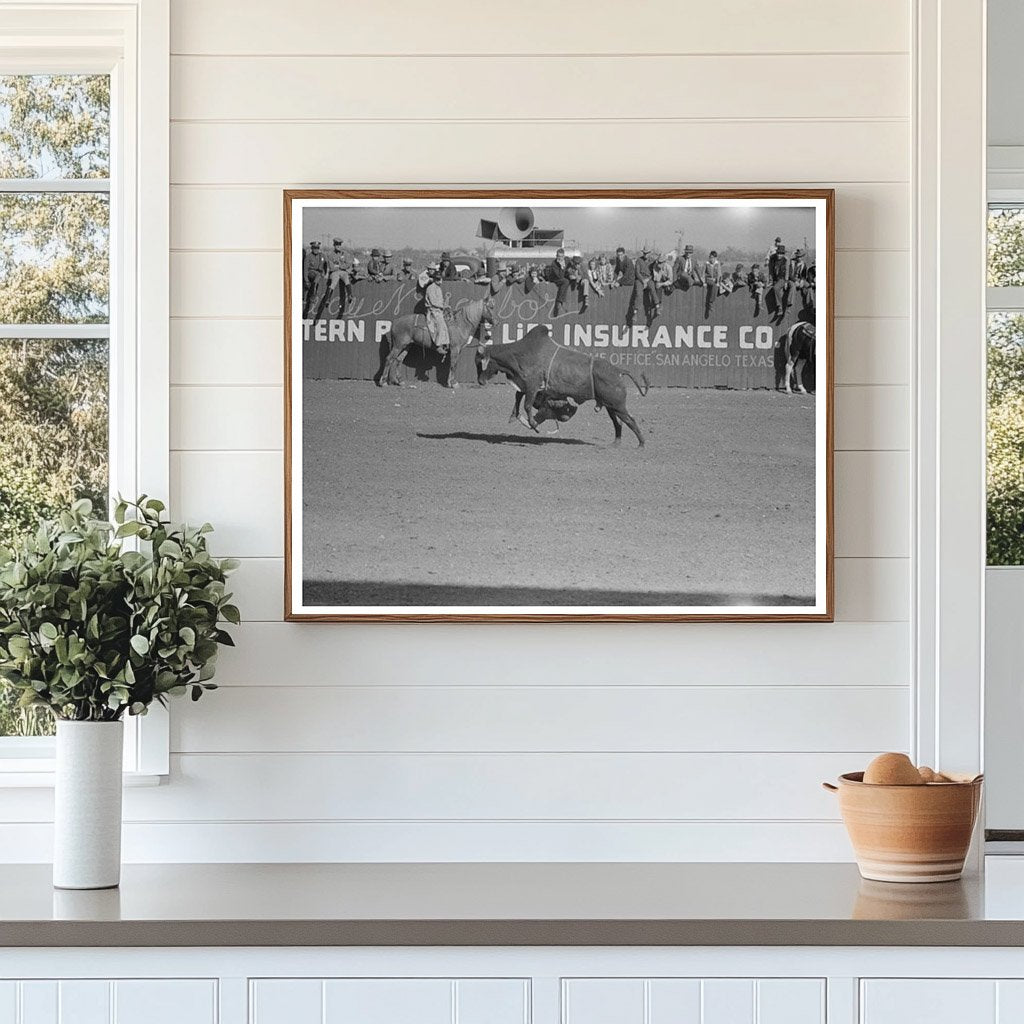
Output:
[{"left": 302, "top": 236, "right": 816, "bottom": 327}]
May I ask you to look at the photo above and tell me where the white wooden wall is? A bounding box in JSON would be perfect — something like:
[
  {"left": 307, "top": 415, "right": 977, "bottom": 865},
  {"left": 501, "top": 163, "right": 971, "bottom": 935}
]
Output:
[{"left": 0, "top": 0, "right": 916, "bottom": 862}]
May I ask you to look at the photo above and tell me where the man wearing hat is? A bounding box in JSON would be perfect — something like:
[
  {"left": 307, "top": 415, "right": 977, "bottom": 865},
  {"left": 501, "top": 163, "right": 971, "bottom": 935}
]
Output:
[
  {"left": 702, "top": 250, "right": 722, "bottom": 320},
  {"left": 629, "top": 247, "right": 658, "bottom": 326},
  {"left": 789, "top": 247, "right": 809, "bottom": 306},
  {"left": 768, "top": 243, "right": 791, "bottom": 321},
  {"left": 396, "top": 257, "right": 417, "bottom": 282},
  {"left": 366, "top": 247, "right": 384, "bottom": 281},
  {"left": 438, "top": 251, "right": 457, "bottom": 281},
  {"left": 746, "top": 262, "right": 767, "bottom": 317},
  {"left": 381, "top": 250, "right": 395, "bottom": 280},
  {"left": 547, "top": 246, "right": 572, "bottom": 318},
  {"left": 323, "top": 237, "right": 351, "bottom": 317},
  {"left": 419, "top": 266, "right": 450, "bottom": 357},
  {"left": 673, "top": 244, "right": 697, "bottom": 291},
  {"left": 302, "top": 240, "right": 327, "bottom": 318}
]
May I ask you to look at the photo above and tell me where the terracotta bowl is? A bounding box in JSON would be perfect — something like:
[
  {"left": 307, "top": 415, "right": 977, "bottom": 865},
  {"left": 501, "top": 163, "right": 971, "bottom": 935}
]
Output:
[{"left": 823, "top": 772, "right": 983, "bottom": 883}]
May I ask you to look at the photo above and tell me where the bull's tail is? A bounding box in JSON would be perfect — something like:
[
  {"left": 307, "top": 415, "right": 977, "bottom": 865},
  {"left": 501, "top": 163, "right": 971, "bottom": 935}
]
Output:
[{"left": 621, "top": 370, "right": 650, "bottom": 397}]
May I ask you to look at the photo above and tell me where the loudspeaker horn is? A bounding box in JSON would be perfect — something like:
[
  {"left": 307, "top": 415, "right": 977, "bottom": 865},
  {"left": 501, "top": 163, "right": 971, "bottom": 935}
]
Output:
[{"left": 496, "top": 207, "right": 535, "bottom": 241}]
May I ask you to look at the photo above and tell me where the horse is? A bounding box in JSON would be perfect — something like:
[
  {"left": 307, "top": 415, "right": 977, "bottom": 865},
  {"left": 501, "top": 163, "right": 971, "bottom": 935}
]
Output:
[{"left": 377, "top": 296, "right": 494, "bottom": 389}]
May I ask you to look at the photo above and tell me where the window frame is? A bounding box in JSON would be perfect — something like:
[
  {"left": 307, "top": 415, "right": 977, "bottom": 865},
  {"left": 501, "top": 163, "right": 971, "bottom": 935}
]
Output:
[{"left": 0, "top": 0, "right": 169, "bottom": 782}]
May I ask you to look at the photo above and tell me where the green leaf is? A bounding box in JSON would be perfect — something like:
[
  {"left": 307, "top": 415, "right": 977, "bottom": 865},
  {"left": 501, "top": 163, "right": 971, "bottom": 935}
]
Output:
[
  {"left": 158, "top": 539, "right": 182, "bottom": 559},
  {"left": 39, "top": 622, "right": 58, "bottom": 641},
  {"left": 130, "top": 634, "right": 150, "bottom": 656},
  {"left": 8, "top": 635, "right": 30, "bottom": 657},
  {"left": 220, "top": 604, "right": 240, "bottom": 625}
]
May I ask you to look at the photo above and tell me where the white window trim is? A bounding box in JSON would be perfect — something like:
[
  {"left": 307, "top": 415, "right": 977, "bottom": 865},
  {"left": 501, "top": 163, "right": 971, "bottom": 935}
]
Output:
[
  {"left": 914, "top": 0, "right": 986, "bottom": 826},
  {"left": 0, "top": 0, "right": 169, "bottom": 783}
]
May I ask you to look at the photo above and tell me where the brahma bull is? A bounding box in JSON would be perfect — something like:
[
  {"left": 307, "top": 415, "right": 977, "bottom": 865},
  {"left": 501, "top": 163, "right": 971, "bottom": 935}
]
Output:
[{"left": 475, "top": 326, "right": 649, "bottom": 447}]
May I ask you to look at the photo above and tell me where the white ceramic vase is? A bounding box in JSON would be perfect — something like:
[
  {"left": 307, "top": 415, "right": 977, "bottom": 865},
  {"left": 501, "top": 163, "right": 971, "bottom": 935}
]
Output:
[{"left": 53, "top": 720, "right": 124, "bottom": 890}]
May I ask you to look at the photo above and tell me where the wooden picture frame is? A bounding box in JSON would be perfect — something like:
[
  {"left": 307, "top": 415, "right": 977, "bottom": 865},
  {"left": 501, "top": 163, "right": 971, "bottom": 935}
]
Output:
[{"left": 285, "top": 189, "right": 834, "bottom": 622}]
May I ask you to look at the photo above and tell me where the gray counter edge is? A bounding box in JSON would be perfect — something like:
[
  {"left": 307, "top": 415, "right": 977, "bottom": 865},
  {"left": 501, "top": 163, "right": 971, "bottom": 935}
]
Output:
[{"left": 3, "top": 919, "right": 1023, "bottom": 948}]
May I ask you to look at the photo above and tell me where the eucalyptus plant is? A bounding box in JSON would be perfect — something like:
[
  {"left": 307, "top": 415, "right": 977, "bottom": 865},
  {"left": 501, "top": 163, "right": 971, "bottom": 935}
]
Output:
[{"left": 0, "top": 497, "right": 239, "bottom": 722}]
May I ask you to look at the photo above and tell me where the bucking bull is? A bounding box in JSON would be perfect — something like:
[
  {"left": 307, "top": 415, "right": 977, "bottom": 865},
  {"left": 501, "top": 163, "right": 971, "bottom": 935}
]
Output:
[{"left": 475, "top": 326, "right": 649, "bottom": 447}]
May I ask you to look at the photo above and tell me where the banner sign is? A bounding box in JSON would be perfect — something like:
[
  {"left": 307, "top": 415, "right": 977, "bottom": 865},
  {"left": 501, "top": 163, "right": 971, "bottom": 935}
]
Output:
[{"left": 302, "top": 279, "right": 807, "bottom": 389}]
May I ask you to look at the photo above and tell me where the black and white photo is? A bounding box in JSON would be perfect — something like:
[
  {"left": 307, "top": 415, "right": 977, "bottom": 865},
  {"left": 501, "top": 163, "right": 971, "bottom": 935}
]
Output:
[{"left": 285, "top": 190, "right": 833, "bottom": 621}]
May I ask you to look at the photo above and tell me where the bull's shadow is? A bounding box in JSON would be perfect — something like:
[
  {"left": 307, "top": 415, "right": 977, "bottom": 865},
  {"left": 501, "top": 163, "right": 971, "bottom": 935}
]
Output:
[{"left": 416, "top": 430, "right": 595, "bottom": 447}]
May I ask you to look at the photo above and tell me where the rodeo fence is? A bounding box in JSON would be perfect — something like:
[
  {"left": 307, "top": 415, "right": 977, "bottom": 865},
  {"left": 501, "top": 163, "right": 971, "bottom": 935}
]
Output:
[{"left": 302, "top": 280, "right": 809, "bottom": 389}]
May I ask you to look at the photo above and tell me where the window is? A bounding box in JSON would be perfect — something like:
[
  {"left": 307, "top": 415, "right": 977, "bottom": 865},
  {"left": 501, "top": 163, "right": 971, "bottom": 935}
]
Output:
[
  {"left": 0, "top": 74, "right": 111, "bottom": 738},
  {"left": 987, "top": 206, "right": 1024, "bottom": 565},
  {"left": 0, "top": 3, "right": 169, "bottom": 778}
]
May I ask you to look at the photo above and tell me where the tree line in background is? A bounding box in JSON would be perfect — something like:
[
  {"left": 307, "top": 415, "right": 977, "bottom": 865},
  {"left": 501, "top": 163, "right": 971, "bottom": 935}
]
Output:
[
  {"left": 0, "top": 75, "right": 110, "bottom": 735},
  {"left": 987, "top": 209, "right": 1024, "bottom": 566}
]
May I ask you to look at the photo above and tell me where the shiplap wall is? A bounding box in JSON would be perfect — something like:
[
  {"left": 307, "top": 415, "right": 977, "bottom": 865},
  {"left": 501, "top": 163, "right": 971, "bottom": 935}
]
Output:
[{"left": 2, "top": 0, "right": 915, "bottom": 861}]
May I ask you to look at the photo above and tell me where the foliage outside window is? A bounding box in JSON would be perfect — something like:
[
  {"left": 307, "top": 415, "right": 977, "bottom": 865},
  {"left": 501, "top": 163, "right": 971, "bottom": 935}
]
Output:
[{"left": 0, "top": 75, "right": 110, "bottom": 736}]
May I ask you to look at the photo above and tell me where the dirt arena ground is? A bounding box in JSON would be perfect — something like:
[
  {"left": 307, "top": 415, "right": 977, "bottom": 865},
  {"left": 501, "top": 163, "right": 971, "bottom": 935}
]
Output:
[{"left": 301, "top": 379, "right": 817, "bottom": 607}]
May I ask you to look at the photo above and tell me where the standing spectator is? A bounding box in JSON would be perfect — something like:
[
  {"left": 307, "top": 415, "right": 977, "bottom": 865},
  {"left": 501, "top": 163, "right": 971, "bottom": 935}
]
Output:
[
  {"left": 377, "top": 250, "right": 395, "bottom": 281},
  {"left": 790, "top": 248, "right": 808, "bottom": 305},
  {"left": 627, "top": 247, "right": 655, "bottom": 326},
  {"left": 302, "top": 240, "right": 326, "bottom": 318},
  {"left": 643, "top": 250, "right": 663, "bottom": 322},
  {"left": 547, "top": 247, "right": 573, "bottom": 318},
  {"left": 702, "top": 249, "right": 722, "bottom": 320},
  {"left": 581, "top": 256, "right": 604, "bottom": 314},
  {"left": 438, "top": 251, "right": 457, "bottom": 280},
  {"left": 800, "top": 263, "right": 817, "bottom": 314},
  {"left": 674, "top": 244, "right": 697, "bottom": 290},
  {"left": 746, "top": 263, "right": 766, "bottom": 317},
  {"left": 396, "top": 257, "right": 417, "bottom": 282},
  {"left": 323, "top": 237, "right": 351, "bottom": 316},
  {"left": 766, "top": 235, "right": 783, "bottom": 266},
  {"left": 768, "top": 243, "right": 791, "bottom": 321},
  {"left": 597, "top": 253, "right": 615, "bottom": 288}
]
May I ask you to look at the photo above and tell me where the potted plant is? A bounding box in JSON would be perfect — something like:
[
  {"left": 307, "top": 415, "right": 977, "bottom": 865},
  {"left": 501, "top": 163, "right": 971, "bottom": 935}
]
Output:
[{"left": 0, "top": 497, "right": 239, "bottom": 889}]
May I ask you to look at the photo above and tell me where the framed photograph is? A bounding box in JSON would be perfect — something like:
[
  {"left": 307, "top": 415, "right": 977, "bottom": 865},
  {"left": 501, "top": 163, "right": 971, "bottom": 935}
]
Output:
[{"left": 284, "top": 189, "right": 833, "bottom": 622}]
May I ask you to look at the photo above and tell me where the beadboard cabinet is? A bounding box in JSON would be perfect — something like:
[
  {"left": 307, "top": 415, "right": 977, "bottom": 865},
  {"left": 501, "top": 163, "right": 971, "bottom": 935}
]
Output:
[
  {"left": 0, "top": 980, "right": 218, "bottom": 1024},
  {"left": 3, "top": 952, "right": 1024, "bottom": 1024}
]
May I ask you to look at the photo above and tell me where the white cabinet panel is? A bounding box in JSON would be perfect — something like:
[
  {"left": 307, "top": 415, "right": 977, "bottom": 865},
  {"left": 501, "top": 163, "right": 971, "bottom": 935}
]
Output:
[
  {"left": 564, "top": 979, "right": 824, "bottom": 1024},
  {"left": 861, "top": 980, "right": 997, "bottom": 1023},
  {"left": 455, "top": 980, "right": 528, "bottom": 1024},
  {"left": 250, "top": 979, "right": 322, "bottom": 1024},
  {"left": 756, "top": 979, "right": 825, "bottom": 1024},
  {"left": 58, "top": 982, "right": 109, "bottom": 1024},
  {"left": 998, "top": 981, "right": 1024, "bottom": 1022},
  {"left": 323, "top": 980, "right": 450, "bottom": 1024},
  {"left": 114, "top": 981, "right": 217, "bottom": 1024},
  {"left": 251, "top": 979, "right": 527, "bottom": 1024},
  {"left": 702, "top": 980, "right": 754, "bottom": 1024},
  {"left": 18, "top": 983, "right": 56, "bottom": 1024},
  {"left": 563, "top": 979, "right": 645, "bottom": 1024},
  {"left": 0, "top": 983, "right": 15, "bottom": 1024},
  {"left": 648, "top": 979, "right": 701, "bottom": 1022},
  {"left": 7, "top": 980, "right": 218, "bottom": 1024}
]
